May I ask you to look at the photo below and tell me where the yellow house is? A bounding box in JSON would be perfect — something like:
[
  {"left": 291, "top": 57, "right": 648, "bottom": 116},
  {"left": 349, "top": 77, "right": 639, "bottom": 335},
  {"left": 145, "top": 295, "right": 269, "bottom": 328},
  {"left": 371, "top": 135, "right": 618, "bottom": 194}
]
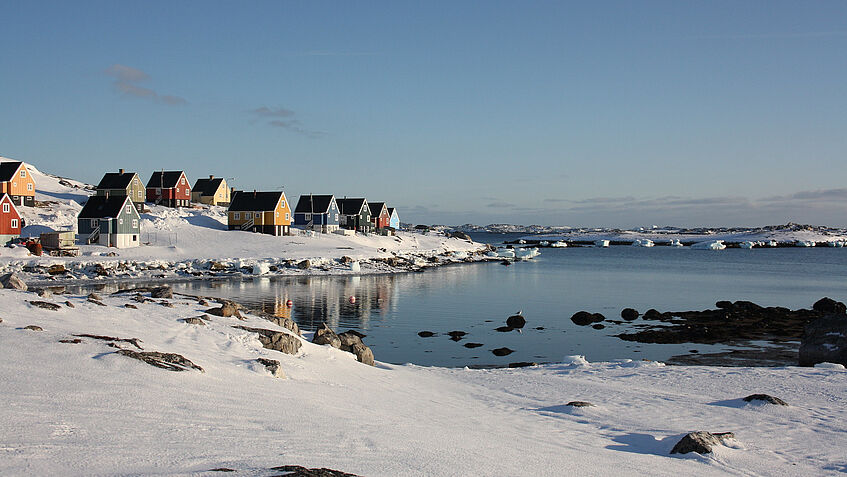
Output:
[
  {"left": 0, "top": 161, "right": 36, "bottom": 207},
  {"left": 227, "top": 190, "right": 291, "bottom": 236},
  {"left": 191, "top": 176, "right": 231, "bottom": 206}
]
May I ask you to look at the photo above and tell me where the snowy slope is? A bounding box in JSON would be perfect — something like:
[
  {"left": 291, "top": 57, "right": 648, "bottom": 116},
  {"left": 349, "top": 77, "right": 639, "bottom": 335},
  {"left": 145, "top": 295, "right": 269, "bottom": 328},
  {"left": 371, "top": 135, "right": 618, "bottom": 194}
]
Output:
[{"left": 0, "top": 287, "right": 845, "bottom": 476}]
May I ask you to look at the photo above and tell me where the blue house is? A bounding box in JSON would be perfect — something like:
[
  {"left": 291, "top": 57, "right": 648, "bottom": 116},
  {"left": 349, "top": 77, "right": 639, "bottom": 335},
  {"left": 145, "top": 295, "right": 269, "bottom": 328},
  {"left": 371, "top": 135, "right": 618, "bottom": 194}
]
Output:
[
  {"left": 293, "top": 194, "right": 339, "bottom": 233},
  {"left": 388, "top": 207, "right": 400, "bottom": 230}
]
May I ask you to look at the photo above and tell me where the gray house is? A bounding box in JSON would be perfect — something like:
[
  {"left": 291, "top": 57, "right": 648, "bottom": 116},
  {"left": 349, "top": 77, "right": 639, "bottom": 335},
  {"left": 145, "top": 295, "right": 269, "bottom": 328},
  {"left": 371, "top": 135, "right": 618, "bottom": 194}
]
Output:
[
  {"left": 337, "top": 198, "right": 372, "bottom": 234},
  {"left": 293, "top": 194, "right": 339, "bottom": 233},
  {"left": 77, "top": 195, "right": 141, "bottom": 248}
]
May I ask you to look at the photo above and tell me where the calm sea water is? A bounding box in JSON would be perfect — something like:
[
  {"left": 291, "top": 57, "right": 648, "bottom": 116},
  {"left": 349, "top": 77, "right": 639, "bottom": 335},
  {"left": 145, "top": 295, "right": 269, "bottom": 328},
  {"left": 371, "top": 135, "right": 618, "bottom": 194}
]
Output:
[{"left": 157, "top": 232, "right": 847, "bottom": 367}]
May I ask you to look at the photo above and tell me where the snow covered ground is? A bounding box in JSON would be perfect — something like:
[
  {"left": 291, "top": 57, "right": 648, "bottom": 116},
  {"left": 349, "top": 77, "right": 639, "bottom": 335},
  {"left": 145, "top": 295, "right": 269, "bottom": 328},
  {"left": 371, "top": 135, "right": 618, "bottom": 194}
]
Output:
[{"left": 1, "top": 287, "right": 845, "bottom": 476}]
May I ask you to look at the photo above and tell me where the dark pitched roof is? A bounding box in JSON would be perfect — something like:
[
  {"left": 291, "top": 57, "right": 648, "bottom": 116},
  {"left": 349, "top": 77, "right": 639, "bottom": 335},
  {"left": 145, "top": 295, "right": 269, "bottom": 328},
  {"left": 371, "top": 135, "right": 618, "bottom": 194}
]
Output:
[
  {"left": 368, "top": 202, "right": 387, "bottom": 217},
  {"left": 228, "top": 191, "right": 285, "bottom": 212},
  {"left": 96, "top": 171, "right": 137, "bottom": 190},
  {"left": 387, "top": 207, "right": 396, "bottom": 215},
  {"left": 146, "top": 171, "right": 186, "bottom": 189},
  {"left": 78, "top": 196, "right": 132, "bottom": 219},
  {"left": 337, "top": 198, "right": 367, "bottom": 215},
  {"left": 294, "top": 194, "right": 335, "bottom": 214},
  {"left": 0, "top": 161, "right": 24, "bottom": 182},
  {"left": 192, "top": 177, "right": 225, "bottom": 196}
]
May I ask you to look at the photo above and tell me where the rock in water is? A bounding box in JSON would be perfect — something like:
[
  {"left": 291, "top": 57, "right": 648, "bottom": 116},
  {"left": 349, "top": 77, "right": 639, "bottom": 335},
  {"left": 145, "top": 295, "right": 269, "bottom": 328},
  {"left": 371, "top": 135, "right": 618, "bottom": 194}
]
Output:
[
  {"left": 670, "top": 431, "right": 735, "bottom": 455},
  {"left": 813, "top": 297, "right": 847, "bottom": 315},
  {"left": 620, "top": 308, "right": 639, "bottom": 320},
  {"left": 799, "top": 314, "right": 847, "bottom": 366},
  {"left": 0, "top": 272, "right": 27, "bottom": 291},
  {"left": 417, "top": 331, "right": 436, "bottom": 338},
  {"left": 464, "top": 342, "right": 484, "bottom": 349},
  {"left": 491, "top": 347, "right": 514, "bottom": 356},
  {"left": 506, "top": 313, "right": 526, "bottom": 329},
  {"left": 313, "top": 323, "right": 341, "bottom": 348},
  {"left": 743, "top": 394, "right": 788, "bottom": 406},
  {"left": 494, "top": 326, "right": 514, "bottom": 332},
  {"left": 447, "top": 330, "right": 467, "bottom": 341}
]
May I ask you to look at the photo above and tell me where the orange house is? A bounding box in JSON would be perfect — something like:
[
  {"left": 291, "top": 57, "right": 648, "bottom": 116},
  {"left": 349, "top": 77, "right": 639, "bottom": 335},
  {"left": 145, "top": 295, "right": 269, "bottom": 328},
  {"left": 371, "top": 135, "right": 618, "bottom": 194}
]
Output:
[
  {"left": 226, "top": 190, "right": 292, "bottom": 236},
  {"left": 0, "top": 161, "right": 36, "bottom": 207}
]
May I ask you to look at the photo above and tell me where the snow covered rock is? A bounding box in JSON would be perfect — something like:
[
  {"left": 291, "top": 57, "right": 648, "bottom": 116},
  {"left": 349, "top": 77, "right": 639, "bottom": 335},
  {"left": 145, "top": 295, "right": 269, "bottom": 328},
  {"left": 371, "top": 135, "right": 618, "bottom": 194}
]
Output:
[
  {"left": 670, "top": 431, "right": 735, "bottom": 455},
  {"left": 631, "top": 239, "right": 654, "bottom": 247},
  {"left": 206, "top": 301, "right": 242, "bottom": 319},
  {"left": 742, "top": 394, "right": 788, "bottom": 406},
  {"left": 256, "top": 358, "right": 286, "bottom": 379},
  {"left": 691, "top": 240, "right": 726, "bottom": 250},
  {"left": 0, "top": 272, "right": 27, "bottom": 291},
  {"left": 151, "top": 286, "right": 174, "bottom": 299},
  {"left": 115, "top": 349, "right": 205, "bottom": 373},
  {"left": 312, "top": 323, "right": 341, "bottom": 348},
  {"left": 234, "top": 326, "right": 302, "bottom": 355}
]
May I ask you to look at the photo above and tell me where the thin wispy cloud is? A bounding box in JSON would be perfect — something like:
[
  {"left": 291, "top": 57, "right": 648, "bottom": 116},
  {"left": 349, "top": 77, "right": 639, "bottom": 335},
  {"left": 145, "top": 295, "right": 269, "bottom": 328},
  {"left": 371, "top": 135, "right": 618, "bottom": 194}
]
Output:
[
  {"left": 248, "top": 106, "right": 326, "bottom": 138},
  {"left": 104, "top": 64, "right": 187, "bottom": 106}
]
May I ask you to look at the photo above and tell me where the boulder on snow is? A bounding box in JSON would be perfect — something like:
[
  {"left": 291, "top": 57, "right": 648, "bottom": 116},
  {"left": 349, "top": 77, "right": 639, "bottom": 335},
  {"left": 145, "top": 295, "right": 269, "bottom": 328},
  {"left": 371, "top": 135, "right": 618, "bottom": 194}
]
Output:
[
  {"left": 312, "top": 323, "right": 341, "bottom": 348},
  {"left": 234, "top": 326, "right": 302, "bottom": 355},
  {"left": 23, "top": 325, "right": 44, "bottom": 331},
  {"left": 27, "top": 300, "right": 61, "bottom": 311},
  {"left": 263, "top": 316, "right": 301, "bottom": 337},
  {"left": 208, "top": 261, "right": 227, "bottom": 271},
  {"left": 151, "top": 286, "right": 174, "bottom": 299},
  {"left": 742, "top": 394, "right": 788, "bottom": 406},
  {"left": 257, "top": 358, "right": 286, "bottom": 378},
  {"left": 297, "top": 259, "right": 311, "bottom": 270},
  {"left": 47, "top": 264, "right": 67, "bottom": 275},
  {"left": 670, "top": 431, "right": 735, "bottom": 455},
  {"left": 181, "top": 315, "right": 208, "bottom": 325},
  {"left": 206, "top": 301, "right": 242, "bottom": 319},
  {"left": 0, "top": 272, "right": 27, "bottom": 291},
  {"left": 350, "top": 342, "right": 375, "bottom": 366},
  {"left": 115, "top": 349, "right": 204, "bottom": 372},
  {"left": 799, "top": 314, "right": 847, "bottom": 367},
  {"left": 449, "top": 231, "right": 472, "bottom": 241},
  {"left": 565, "top": 401, "right": 594, "bottom": 407}
]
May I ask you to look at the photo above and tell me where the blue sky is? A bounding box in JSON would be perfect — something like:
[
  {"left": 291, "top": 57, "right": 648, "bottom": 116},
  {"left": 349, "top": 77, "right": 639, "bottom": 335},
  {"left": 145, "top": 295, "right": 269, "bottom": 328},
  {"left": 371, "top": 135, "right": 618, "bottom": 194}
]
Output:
[{"left": 2, "top": 1, "right": 846, "bottom": 227}]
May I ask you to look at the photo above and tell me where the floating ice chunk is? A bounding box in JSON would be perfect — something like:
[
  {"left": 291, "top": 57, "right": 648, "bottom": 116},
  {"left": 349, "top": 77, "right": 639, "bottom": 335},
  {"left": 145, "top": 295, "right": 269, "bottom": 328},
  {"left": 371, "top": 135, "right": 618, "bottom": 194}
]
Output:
[
  {"left": 795, "top": 240, "right": 815, "bottom": 247},
  {"left": 350, "top": 261, "right": 361, "bottom": 272},
  {"left": 739, "top": 241, "right": 755, "bottom": 249},
  {"left": 668, "top": 239, "right": 683, "bottom": 247},
  {"left": 517, "top": 239, "right": 526, "bottom": 244},
  {"left": 497, "top": 249, "right": 516, "bottom": 258},
  {"left": 767, "top": 240, "right": 779, "bottom": 247},
  {"left": 595, "top": 240, "right": 610, "bottom": 248},
  {"left": 551, "top": 241, "right": 568, "bottom": 248},
  {"left": 539, "top": 241, "right": 550, "bottom": 246},
  {"left": 691, "top": 240, "right": 726, "bottom": 250},
  {"left": 632, "top": 239, "right": 654, "bottom": 247},
  {"left": 252, "top": 263, "right": 270, "bottom": 275},
  {"left": 562, "top": 355, "right": 590, "bottom": 366},
  {"left": 515, "top": 247, "right": 540, "bottom": 260}
]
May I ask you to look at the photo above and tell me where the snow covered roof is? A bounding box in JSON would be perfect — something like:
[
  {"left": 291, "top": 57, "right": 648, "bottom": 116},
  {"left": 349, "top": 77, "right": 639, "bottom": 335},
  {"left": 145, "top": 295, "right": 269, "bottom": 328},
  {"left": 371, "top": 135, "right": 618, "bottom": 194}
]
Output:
[
  {"left": 0, "top": 161, "right": 24, "bottom": 182},
  {"left": 294, "top": 195, "right": 335, "bottom": 214},
  {"left": 337, "top": 198, "right": 368, "bottom": 215},
  {"left": 78, "top": 196, "right": 131, "bottom": 219},
  {"left": 146, "top": 171, "right": 186, "bottom": 189},
  {"left": 96, "top": 171, "right": 137, "bottom": 190},
  {"left": 192, "top": 177, "right": 225, "bottom": 197},
  {"left": 228, "top": 190, "right": 285, "bottom": 212}
]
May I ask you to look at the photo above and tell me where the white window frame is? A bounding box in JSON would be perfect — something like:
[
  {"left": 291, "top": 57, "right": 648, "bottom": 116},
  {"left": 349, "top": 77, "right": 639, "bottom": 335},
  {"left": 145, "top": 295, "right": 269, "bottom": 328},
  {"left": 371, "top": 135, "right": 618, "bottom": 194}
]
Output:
[
  {"left": 132, "top": 219, "right": 138, "bottom": 228},
  {"left": 126, "top": 204, "right": 131, "bottom": 214},
  {"left": 305, "top": 213, "right": 312, "bottom": 221},
  {"left": 20, "top": 170, "right": 26, "bottom": 178},
  {"left": 285, "top": 213, "right": 290, "bottom": 221},
  {"left": 10, "top": 219, "right": 18, "bottom": 228},
  {"left": 27, "top": 183, "right": 33, "bottom": 191},
  {"left": 2, "top": 203, "right": 8, "bottom": 213},
  {"left": 90, "top": 219, "right": 98, "bottom": 227},
  {"left": 181, "top": 177, "right": 185, "bottom": 185},
  {"left": 234, "top": 212, "right": 240, "bottom": 220},
  {"left": 281, "top": 200, "right": 285, "bottom": 208},
  {"left": 119, "top": 218, "right": 123, "bottom": 225}
]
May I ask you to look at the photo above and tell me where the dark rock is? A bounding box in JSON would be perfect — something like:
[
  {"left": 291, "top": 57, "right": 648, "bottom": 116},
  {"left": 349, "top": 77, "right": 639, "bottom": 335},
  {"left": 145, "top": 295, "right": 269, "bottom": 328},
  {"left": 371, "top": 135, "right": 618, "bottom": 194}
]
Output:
[
  {"left": 73, "top": 334, "right": 143, "bottom": 349},
  {"left": 813, "top": 297, "right": 846, "bottom": 315},
  {"left": 494, "top": 326, "right": 514, "bottom": 332},
  {"left": 65, "top": 301, "right": 75, "bottom": 308},
  {"left": 59, "top": 338, "right": 82, "bottom": 344},
  {"left": 264, "top": 316, "right": 302, "bottom": 337},
  {"left": 743, "top": 394, "right": 788, "bottom": 406},
  {"left": 417, "top": 331, "right": 436, "bottom": 337},
  {"left": 351, "top": 342, "right": 375, "bottom": 366},
  {"left": 800, "top": 314, "right": 847, "bottom": 366},
  {"left": 449, "top": 231, "right": 472, "bottom": 241},
  {"left": 124, "top": 303, "right": 137, "bottom": 309},
  {"left": 0, "top": 272, "right": 27, "bottom": 291},
  {"left": 132, "top": 294, "right": 148, "bottom": 303},
  {"left": 257, "top": 357, "right": 285, "bottom": 378},
  {"left": 591, "top": 313, "right": 605, "bottom": 323},
  {"left": 312, "top": 323, "right": 341, "bottom": 348},
  {"left": 269, "top": 465, "right": 359, "bottom": 477},
  {"left": 297, "top": 259, "right": 311, "bottom": 270},
  {"left": 208, "top": 469, "right": 237, "bottom": 473},
  {"left": 643, "top": 308, "right": 662, "bottom": 320},
  {"left": 592, "top": 324, "right": 605, "bottom": 330},
  {"left": 715, "top": 300, "right": 733, "bottom": 309},
  {"left": 464, "top": 342, "right": 484, "bottom": 348},
  {"left": 87, "top": 293, "right": 102, "bottom": 301},
  {"left": 198, "top": 298, "right": 209, "bottom": 306},
  {"left": 24, "top": 325, "right": 44, "bottom": 331},
  {"left": 88, "top": 298, "right": 107, "bottom": 306},
  {"left": 339, "top": 256, "right": 353, "bottom": 265},
  {"left": 159, "top": 300, "right": 174, "bottom": 308},
  {"left": 48, "top": 264, "right": 67, "bottom": 275},
  {"left": 500, "top": 260, "right": 511, "bottom": 266},
  {"left": 447, "top": 330, "right": 467, "bottom": 341},
  {"left": 565, "top": 401, "right": 594, "bottom": 407},
  {"left": 506, "top": 313, "right": 526, "bottom": 329},
  {"left": 115, "top": 349, "right": 204, "bottom": 372},
  {"left": 338, "top": 331, "right": 364, "bottom": 351},
  {"left": 208, "top": 261, "right": 227, "bottom": 271},
  {"left": 151, "top": 286, "right": 173, "bottom": 299},
  {"left": 36, "top": 288, "right": 53, "bottom": 298},
  {"left": 181, "top": 316, "right": 207, "bottom": 325},
  {"left": 235, "top": 326, "right": 302, "bottom": 355},
  {"left": 508, "top": 362, "right": 537, "bottom": 368},
  {"left": 670, "top": 431, "right": 735, "bottom": 455},
  {"left": 28, "top": 300, "right": 61, "bottom": 311},
  {"left": 535, "top": 326, "right": 545, "bottom": 330},
  {"left": 621, "top": 308, "right": 639, "bottom": 320},
  {"left": 570, "top": 311, "right": 594, "bottom": 326},
  {"left": 492, "top": 347, "right": 514, "bottom": 356}
]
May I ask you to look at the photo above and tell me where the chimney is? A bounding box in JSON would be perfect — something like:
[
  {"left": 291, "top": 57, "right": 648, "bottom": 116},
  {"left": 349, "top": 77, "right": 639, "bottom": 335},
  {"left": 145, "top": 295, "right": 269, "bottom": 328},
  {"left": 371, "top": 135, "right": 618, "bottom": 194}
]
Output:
[
  {"left": 119, "top": 168, "right": 124, "bottom": 175},
  {"left": 209, "top": 175, "right": 214, "bottom": 180},
  {"left": 253, "top": 190, "right": 257, "bottom": 198}
]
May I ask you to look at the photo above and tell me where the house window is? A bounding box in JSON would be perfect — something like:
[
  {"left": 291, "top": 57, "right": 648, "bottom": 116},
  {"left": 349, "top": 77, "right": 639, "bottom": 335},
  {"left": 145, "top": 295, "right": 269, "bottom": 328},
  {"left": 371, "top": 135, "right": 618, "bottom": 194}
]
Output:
[
  {"left": 11, "top": 219, "right": 18, "bottom": 228},
  {"left": 126, "top": 204, "right": 132, "bottom": 214},
  {"left": 27, "top": 183, "right": 33, "bottom": 191},
  {"left": 90, "top": 219, "right": 98, "bottom": 227},
  {"left": 285, "top": 213, "right": 290, "bottom": 221},
  {"left": 155, "top": 188, "right": 161, "bottom": 194},
  {"left": 305, "top": 213, "right": 311, "bottom": 221},
  {"left": 119, "top": 218, "right": 123, "bottom": 225},
  {"left": 181, "top": 178, "right": 185, "bottom": 185},
  {"left": 275, "top": 211, "right": 279, "bottom": 218},
  {"left": 2, "top": 203, "right": 8, "bottom": 213},
  {"left": 138, "top": 190, "right": 143, "bottom": 199},
  {"left": 335, "top": 214, "right": 338, "bottom": 221},
  {"left": 133, "top": 235, "right": 138, "bottom": 241},
  {"left": 176, "top": 187, "right": 180, "bottom": 193},
  {"left": 132, "top": 219, "right": 138, "bottom": 228},
  {"left": 20, "top": 170, "right": 26, "bottom": 178},
  {"left": 281, "top": 200, "right": 285, "bottom": 208},
  {"left": 234, "top": 212, "right": 240, "bottom": 220}
]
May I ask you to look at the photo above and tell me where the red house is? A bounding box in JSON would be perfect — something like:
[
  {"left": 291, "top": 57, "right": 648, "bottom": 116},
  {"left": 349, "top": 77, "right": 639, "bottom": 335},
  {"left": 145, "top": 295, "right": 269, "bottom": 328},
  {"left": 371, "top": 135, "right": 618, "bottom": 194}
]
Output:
[
  {"left": 368, "top": 201, "right": 390, "bottom": 230},
  {"left": 146, "top": 171, "right": 191, "bottom": 208},
  {"left": 0, "top": 193, "right": 22, "bottom": 245}
]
